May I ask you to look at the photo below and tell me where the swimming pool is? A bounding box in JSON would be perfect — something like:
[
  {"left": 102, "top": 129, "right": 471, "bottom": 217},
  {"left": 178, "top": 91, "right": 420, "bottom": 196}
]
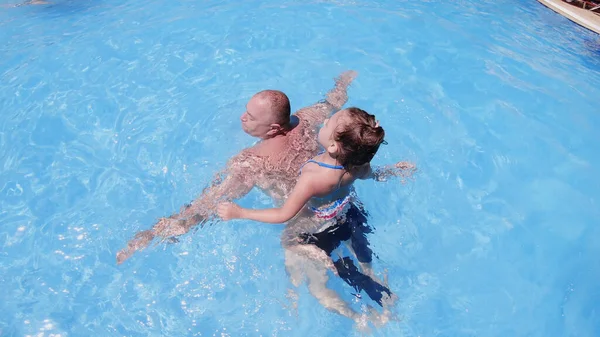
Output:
[{"left": 1, "top": 0, "right": 599, "bottom": 335}]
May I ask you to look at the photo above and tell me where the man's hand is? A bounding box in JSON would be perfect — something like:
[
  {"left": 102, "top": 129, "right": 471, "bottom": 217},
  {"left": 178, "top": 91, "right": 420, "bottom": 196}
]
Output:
[
  {"left": 373, "top": 161, "right": 417, "bottom": 182},
  {"left": 217, "top": 202, "right": 244, "bottom": 221},
  {"left": 393, "top": 161, "right": 416, "bottom": 172}
]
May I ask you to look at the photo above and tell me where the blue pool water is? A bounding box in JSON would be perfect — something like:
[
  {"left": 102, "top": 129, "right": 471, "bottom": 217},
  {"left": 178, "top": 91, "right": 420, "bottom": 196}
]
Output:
[{"left": 1, "top": 0, "right": 600, "bottom": 335}]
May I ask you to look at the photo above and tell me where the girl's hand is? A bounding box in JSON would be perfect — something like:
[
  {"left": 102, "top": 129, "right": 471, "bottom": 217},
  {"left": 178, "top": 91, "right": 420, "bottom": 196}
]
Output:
[{"left": 217, "top": 202, "right": 243, "bottom": 221}]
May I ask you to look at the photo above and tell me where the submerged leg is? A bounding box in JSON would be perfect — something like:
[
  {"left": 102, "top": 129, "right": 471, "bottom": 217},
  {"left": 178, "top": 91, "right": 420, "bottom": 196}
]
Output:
[
  {"left": 284, "top": 248, "right": 306, "bottom": 288},
  {"left": 288, "top": 243, "right": 338, "bottom": 276},
  {"left": 304, "top": 260, "right": 363, "bottom": 323},
  {"left": 344, "top": 240, "right": 399, "bottom": 308}
]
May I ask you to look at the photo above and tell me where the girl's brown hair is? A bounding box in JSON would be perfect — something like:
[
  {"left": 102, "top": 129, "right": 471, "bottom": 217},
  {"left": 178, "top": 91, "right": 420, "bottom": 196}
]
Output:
[{"left": 334, "top": 107, "right": 385, "bottom": 170}]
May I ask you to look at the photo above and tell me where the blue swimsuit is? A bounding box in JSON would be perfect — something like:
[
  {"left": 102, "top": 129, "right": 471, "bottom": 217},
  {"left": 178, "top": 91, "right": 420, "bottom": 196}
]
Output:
[
  {"left": 298, "top": 155, "right": 353, "bottom": 220},
  {"left": 297, "top": 159, "right": 390, "bottom": 306}
]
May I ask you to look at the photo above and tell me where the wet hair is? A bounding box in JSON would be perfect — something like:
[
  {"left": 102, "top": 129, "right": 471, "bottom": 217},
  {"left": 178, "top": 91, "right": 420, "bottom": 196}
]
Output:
[
  {"left": 255, "top": 90, "right": 291, "bottom": 125},
  {"left": 334, "top": 107, "right": 385, "bottom": 170}
]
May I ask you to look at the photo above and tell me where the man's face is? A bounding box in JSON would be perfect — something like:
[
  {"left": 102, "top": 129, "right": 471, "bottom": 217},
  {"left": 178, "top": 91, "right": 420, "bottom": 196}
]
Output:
[{"left": 240, "top": 96, "right": 276, "bottom": 139}]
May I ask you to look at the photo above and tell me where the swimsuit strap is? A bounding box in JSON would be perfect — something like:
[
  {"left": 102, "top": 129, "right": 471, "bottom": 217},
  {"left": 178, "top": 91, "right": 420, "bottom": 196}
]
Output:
[
  {"left": 299, "top": 151, "right": 344, "bottom": 174},
  {"left": 305, "top": 160, "right": 344, "bottom": 170}
]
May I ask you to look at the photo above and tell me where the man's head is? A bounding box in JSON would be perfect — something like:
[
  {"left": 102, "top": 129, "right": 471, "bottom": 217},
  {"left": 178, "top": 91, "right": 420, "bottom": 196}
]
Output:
[{"left": 240, "top": 90, "right": 291, "bottom": 139}]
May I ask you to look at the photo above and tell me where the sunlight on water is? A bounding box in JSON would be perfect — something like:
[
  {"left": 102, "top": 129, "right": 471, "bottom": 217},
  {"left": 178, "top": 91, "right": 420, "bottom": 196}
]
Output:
[{"left": 1, "top": 0, "right": 599, "bottom": 336}]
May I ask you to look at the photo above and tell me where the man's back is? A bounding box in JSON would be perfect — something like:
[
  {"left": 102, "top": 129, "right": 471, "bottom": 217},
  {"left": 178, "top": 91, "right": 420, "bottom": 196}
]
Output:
[{"left": 242, "top": 113, "right": 322, "bottom": 201}]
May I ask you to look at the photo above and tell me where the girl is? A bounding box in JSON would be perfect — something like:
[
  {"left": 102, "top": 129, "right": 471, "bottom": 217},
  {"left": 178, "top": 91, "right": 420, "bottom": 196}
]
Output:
[
  {"left": 217, "top": 107, "right": 385, "bottom": 226},
  {"left": 218, "top": 107, "right": 397, "bottom": 327}
]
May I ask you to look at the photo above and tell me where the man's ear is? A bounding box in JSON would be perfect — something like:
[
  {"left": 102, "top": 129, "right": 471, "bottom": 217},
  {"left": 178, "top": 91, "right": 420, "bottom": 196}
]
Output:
[{"left": 266, "top": 124, "right": 282, "bottom": 136}]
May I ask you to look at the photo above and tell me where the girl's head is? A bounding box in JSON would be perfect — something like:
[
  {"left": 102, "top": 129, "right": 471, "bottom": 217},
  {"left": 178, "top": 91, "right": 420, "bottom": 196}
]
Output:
[{"left": 319, "top": 107, "right": 385, "bottom": 169}]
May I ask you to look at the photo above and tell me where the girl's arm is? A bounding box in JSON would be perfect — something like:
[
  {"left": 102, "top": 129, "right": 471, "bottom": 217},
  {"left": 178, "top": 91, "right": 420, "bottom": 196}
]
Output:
[{"left": 217, "top": 174, "right": 318, "bottom": 224}]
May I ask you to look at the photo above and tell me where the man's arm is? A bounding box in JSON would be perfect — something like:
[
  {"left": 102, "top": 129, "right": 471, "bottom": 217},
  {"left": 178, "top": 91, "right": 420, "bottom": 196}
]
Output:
[
  {"left": 116, "top": 151, "right": 261, "bottom": 264},
  {"left": 154, "top": 150, "right": 262, "bottom": 235},
  {"left": 295, "top": 70, "right": 357, "bottom": 129},
  {"left": 175, "top": 167, "right": 254, "bottom": 228}
]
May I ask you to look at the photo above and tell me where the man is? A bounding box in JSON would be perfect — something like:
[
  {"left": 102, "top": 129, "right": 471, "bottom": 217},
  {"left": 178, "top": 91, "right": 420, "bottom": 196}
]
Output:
[
  {"left": 116, "top": 71, "right": 412, "bottom": 325},
  {"left": 117, "top": 71, "right": 359, "bottom": 263}
]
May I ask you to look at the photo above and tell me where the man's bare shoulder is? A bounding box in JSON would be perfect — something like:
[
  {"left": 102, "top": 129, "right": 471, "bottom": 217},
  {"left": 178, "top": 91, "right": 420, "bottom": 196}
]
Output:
[{"left": 251, "top": 136, "right": 291, "bottom": 157}]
